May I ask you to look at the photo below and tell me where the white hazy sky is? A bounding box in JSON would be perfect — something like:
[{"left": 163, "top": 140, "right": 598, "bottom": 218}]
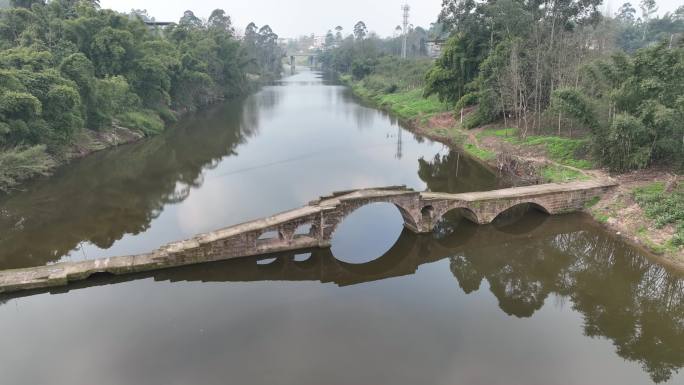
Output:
[{"left": 99, "top": 0, "right": 682, "bottom": 38}]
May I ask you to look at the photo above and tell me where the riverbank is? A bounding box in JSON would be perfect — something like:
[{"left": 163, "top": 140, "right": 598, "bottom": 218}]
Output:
[
  {"left": 343, "top": 76, "right": 684, "bottom": 269},
  {"left": 0, "top": 77, "right": 271, "bottom": 195}
]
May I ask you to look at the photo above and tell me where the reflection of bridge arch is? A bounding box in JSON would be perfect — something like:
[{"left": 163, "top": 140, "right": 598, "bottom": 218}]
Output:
[{"left": 323, "top": 199, "right": 422, "bottom": 242}]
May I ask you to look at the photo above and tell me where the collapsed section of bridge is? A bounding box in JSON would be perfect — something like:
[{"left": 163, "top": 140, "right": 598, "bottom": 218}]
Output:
[{"left": 0, "top": 179, "right": 616, "bottom": 294}]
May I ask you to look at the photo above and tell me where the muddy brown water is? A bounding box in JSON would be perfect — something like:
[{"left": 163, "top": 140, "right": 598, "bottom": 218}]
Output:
[{"left": 0, "top": 69, "right": 682, "bottom": 385}]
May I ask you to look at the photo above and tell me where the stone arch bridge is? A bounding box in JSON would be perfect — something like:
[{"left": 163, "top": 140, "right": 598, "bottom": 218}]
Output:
[{"left": 0, "top": 179, "right": 616, "bottom": 294}]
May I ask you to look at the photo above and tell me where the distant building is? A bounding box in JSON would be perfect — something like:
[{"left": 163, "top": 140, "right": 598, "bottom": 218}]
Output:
[{"left": 426, "top": 39, "right": 446, "bottom": 59}]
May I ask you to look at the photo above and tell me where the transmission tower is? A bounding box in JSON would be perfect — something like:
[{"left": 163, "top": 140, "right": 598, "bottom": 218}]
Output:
[{"left": 401, "top": 4, "right": 410, "bottom": 59}]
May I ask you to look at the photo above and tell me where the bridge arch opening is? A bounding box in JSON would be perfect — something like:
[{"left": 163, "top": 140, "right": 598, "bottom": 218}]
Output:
[
  {"left": 85, "top": 271, "right": 116, "bottom": 281},
  {"left": 491, "top": 202, "right": 550, "bottom": 229},
  {"left": 492, "top": 203, "right": 550, "bottom": 234},
  {"left": 330, "top": 202, "right": 405, "bottom": 265},
  {"left": 256, "top": 257, "right": 279, "bottom": 265},
  {"left": 421, "top": 205, "right": 434, "bottom": 222},
  {"left": 294, "top": 252, "right": 312, "bottom": 262},
  {"left": 294, "top": 223, "right": 312, "bottom": 237},
  {"left": 333, "top": 228, "right": 415, "bottom": 280},
  {"left": 437, "top": 206, "right": 480, "bottom": 226},
  {"left": 257, "top": 230, "right": 284, "bottom": 241},
  {"left": 432, "top": 209, "right": 479, "bottom": 247}
]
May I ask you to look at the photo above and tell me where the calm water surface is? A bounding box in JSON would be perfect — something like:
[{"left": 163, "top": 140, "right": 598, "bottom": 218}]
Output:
[{"left": 0, "top": 69, "right": 682, "bottom": 385}]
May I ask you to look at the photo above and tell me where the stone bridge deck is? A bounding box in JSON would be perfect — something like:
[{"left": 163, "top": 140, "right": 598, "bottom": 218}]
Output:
[{"left": 0, "top": 179, "right": 616, "bottom": 294}]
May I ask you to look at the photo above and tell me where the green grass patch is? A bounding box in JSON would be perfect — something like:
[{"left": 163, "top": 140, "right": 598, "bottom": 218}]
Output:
[
  {"left": 594, "top": 212, "right": 610, "bottom": 223},
  {"left": 584, "top": 196, "right": 601, "bottom": 208},
  {"left": 632, "top": 182, "right": 684, "bottom": 247},
  {"left": 481, "top": 128, "right": 594, "bottom": 169},
  {"left": 480, "top": 127, "right": 518, "bottom": 139},
  {"left": 521, "top": 136, "right": 592, "bottom": 169},
  {"left": 117, "top": 110, "right": 164, "bottom": 136},
  {"left": 0, "top": 145, "right": 56, "bottom": 193},
  {"left": 463, "top": 143, "right": 495, "bottom": 161},
  {"left": 376, "top": 89, "right": 447, "bottom": 120},
  {"left": 541, "top": 164, "right": 589, "bottom": 183},
  {"left": 339, "top": 74, "right": 352, "bottom": 85}
]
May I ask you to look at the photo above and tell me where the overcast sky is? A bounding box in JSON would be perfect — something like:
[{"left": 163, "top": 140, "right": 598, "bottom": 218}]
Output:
[{"left": 99, "top": 0, "right": 682, "bottom": 38}]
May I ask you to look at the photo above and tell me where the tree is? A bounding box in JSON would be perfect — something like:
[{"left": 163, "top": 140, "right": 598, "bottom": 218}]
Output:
[
  {"left": 129, "top": 9, "right": 151, "bottom": 22},
  {"left": 89, "top": 27, "right": 134, "bottom": 76},
  {"left": 640, "top": 0, "right": 658, "bottom": 21},
  {"left": 43, "top": 84, "right": 82, "bottom": 140},
  {"left": 335, "top": 25, "right": 343, "bottom": 41},
  {"left": 616, "top": 2, "right": 637, "bottom": 22},
  {"left": 179, "top": 10, "right": 202, "bottom": 29},
  {"left": 324, "top": 29, "right": 334, "bottom": 48},
  {"left": 424, "top": 34, "right": 484, "bottom": 104},
  {"left": 207, "top": 9, "right": 233, "bottom": 34},
  {"left": 585, "top": 44, "right": 684, "bottom": 171},
  {"left": 353, "top": 21, "right": 366, "bottom": 40},
  {"left": 9, "top": 0, "right": 43, "bottom": 8}
]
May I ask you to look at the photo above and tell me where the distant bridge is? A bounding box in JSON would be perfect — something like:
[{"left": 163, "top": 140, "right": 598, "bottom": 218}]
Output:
[
  {"left": 0, "top": 179, "right": 616, "bottom": 294},
  {"left": 286, "top": 53, "right": 320, "bottom": 68}
]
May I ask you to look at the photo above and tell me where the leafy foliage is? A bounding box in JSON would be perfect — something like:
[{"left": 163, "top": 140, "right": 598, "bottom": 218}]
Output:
[
  {"left": 587, "top": 44, "right": 684, "bottom": 171},
  {"left": 0, "top": 1, "right": 283, "bottom": 191},
  {"left": 424, "top": 33, "right": 485, "bottom": 105}
]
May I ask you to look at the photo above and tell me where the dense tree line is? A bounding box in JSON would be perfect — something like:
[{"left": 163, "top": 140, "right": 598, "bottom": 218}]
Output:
[
  {"left": 318, "top": 21, "right": 442, "bottom": 79},
  {"left": 425, "top": 0, "right": 683, "bottom": 171},
  {"left": 0, "top": 0, "right": 283, "bottom": 191}
]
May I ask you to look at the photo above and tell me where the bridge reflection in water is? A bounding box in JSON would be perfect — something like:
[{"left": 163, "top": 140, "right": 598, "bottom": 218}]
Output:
[{"left": 3, "top": 208, "right": 682, "bottom": 383}]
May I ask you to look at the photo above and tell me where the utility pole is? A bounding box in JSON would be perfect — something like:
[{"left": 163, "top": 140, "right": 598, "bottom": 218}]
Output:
[{"left": 401, "top": 4, "right": 410, "bottom": 59}]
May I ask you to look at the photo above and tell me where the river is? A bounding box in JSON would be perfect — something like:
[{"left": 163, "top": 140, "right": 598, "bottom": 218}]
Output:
[{"left": 0, "top": 69, "right": 682, "bottom": 385}]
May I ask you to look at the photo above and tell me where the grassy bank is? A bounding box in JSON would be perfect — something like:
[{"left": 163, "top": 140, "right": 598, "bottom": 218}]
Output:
[{"left": 341, "top": 75, "right": 448, "bottom": 122}]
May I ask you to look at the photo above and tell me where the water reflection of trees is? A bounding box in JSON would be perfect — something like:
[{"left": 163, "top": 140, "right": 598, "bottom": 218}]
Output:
[
  {"left": 417, "top": 150, "right": 503, "bottom": 193},
  {"left": 443, "top": 214, "right": 684, "bottom": 383},
  {"left": 0, "top": 99, "right": 266, "bottom": 269}
]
